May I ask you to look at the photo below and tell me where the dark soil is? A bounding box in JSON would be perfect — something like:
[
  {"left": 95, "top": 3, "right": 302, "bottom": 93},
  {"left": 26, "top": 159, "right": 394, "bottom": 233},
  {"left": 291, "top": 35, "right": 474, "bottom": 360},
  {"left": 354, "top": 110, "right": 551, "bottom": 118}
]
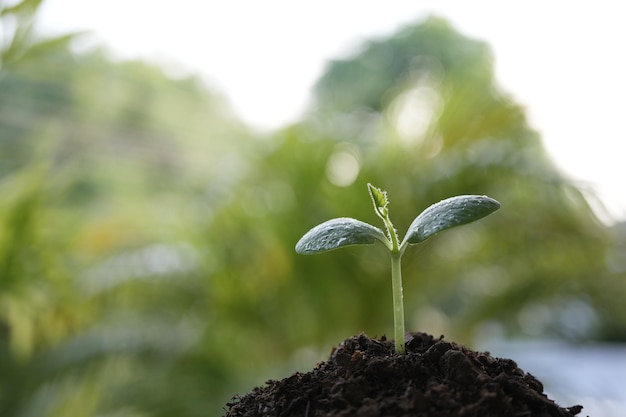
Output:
[{"left": 224, "top": 332, "right": 585, "bottom": 417}]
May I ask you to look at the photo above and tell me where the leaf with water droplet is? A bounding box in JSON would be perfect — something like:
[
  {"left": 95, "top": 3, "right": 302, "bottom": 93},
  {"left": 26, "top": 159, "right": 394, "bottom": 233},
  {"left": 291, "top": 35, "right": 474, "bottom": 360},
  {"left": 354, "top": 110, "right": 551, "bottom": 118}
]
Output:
[
  {"left": 296, "top": 217, "right": 388, "bottom": 254},
  {"left": 402, "top": 195, "right": 500, "bottom": 245}
]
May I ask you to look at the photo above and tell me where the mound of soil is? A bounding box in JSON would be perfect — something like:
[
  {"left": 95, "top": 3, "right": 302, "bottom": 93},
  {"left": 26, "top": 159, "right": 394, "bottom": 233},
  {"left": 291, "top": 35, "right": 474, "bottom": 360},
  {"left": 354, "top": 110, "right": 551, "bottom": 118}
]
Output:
[{"left": 224, "top": 332, "right": 584, "bottom": 417}]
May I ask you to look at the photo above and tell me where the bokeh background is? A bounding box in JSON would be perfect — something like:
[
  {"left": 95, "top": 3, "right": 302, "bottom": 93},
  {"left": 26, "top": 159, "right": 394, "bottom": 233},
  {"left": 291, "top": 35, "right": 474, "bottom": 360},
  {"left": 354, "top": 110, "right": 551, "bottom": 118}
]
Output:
[{"left": 1, "top": 1, "right": 625, "bottom": 416}]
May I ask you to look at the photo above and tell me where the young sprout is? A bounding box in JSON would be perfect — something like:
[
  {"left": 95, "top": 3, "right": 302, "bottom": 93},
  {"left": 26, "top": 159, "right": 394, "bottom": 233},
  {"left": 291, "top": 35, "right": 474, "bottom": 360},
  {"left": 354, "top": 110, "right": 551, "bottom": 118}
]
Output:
[{"left": 295, "top": 184, "right": 500, "bottom": 354}]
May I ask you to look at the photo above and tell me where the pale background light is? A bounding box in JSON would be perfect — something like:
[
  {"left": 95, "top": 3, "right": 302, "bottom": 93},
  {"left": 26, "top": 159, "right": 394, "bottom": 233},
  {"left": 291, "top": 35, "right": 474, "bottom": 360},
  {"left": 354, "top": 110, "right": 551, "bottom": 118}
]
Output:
[{"left": 37, "top": 0, "right": 626, "bottom": 223}]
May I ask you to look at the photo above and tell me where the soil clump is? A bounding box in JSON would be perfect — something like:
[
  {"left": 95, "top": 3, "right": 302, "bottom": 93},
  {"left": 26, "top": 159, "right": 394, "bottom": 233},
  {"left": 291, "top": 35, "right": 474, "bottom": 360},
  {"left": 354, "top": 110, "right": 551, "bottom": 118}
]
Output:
[{"left": 224, "top": 332, "right": 584, "bottom": 417}]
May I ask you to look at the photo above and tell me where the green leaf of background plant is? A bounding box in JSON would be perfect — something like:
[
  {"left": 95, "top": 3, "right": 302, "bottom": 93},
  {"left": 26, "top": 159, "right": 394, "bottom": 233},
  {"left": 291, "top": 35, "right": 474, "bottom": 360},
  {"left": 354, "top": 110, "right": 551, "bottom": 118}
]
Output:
[
  {"left": 403, "top": 195, "right": 500, "bottom": 245},
  {"left": 295, "top": 217, "right": 388, "bottom": 254},
  {"left": 1, "top": 0, "right": 44, "bottom": 17}
]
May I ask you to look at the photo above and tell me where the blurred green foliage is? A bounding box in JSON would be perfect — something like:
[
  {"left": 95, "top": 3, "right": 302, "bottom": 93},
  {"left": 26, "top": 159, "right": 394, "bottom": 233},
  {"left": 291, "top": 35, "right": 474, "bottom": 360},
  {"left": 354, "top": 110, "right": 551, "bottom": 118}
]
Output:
[{"left": 1, "top": 2, "right": 625, "bottom": 416}]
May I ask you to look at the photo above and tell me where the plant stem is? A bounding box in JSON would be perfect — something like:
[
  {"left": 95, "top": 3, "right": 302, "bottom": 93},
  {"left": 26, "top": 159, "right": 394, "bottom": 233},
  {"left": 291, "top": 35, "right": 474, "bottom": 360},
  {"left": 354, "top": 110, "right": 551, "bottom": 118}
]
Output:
[
  {"left": 390, "top": 252, "right": 405, "bottom": 354},
  {"left": 380, "top": 208, "right": 405, "bottom": 354}
]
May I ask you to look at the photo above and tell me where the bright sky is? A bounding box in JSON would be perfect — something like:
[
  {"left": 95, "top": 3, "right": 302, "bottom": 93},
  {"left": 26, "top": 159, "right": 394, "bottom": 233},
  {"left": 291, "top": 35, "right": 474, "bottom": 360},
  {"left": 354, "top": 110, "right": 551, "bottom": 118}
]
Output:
[{"left": 37, "top": 0, "right": 626, "bottom": 224}]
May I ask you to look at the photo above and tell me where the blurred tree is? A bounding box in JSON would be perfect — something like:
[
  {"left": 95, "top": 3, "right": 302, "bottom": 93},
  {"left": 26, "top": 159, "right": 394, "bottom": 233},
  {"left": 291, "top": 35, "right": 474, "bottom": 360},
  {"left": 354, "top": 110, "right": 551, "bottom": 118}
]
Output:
[
  {"left": 1, "top": 1, "right": 254, "bottom": 416},
  {"left": 306, "top": 17, "right": 620, "bottom": 341},
  {"left": 303, "top": 17, "right": 618, "bottom": 341},
  {"left": 204, "top": 16, "right": 620, "bottom": 361}
]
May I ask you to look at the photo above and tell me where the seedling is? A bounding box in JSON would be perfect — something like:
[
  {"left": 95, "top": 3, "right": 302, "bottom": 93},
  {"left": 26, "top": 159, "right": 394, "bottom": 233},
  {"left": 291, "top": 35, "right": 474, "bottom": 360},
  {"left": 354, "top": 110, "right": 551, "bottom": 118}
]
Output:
[{"left": 296, "top": 184, "right": 500, "bottom": 354}]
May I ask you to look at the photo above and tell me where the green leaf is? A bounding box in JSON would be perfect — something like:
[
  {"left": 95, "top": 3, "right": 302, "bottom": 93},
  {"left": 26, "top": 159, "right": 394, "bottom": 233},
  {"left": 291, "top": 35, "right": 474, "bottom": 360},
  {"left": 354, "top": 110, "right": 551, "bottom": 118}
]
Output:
[
  {"left": 367, "top": 183, "right": 388, "bottom": 218},
  {"left": 1, "top": 0, "right": 44, "bottom": 17},
  {"left": 295, "top": 217, "right": 387, "bottom": 254},
  {"left": 402, "top": 195, "right": 500, "bottom": 245}
]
